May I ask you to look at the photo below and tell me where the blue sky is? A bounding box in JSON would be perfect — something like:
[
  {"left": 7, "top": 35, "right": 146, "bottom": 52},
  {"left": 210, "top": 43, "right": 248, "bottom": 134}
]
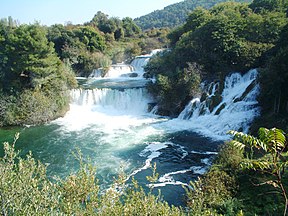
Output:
[{"left": 1, "top": 0, "right": 183, "bottom": 26}]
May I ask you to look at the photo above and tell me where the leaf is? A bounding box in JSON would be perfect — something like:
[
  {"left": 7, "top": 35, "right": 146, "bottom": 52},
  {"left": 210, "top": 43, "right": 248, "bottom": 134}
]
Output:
[
  {"left": 259, "top": 127, "right": 286, "bottom": 152},
  {"left": 229, "top": 140, "right": 245, "bottom": 150},
  {"left": 228, "top": 130, "right": 267, "bottom": 151},
  {"left": 240, "top": 159, "right": 271, "bottom": 171}
]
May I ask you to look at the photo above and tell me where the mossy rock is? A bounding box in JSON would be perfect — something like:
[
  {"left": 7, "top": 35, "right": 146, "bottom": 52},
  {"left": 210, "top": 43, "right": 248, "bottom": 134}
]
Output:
[
  {"left": 199, "top": 104, "right": 208, "bottom": 116},
  {"left": 147, "top": 102, "right": 157, "bottom": 112},
  {"left": 200, "top": 92, "right": 208, "bottom": 102}
]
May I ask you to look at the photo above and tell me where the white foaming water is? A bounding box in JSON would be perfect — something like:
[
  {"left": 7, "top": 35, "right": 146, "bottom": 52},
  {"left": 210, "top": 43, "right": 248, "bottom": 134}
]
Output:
[
  {"left": 70, "top": 88, "right": 151, "bottom": 114},
  {"left": 167, "top": 69, "right": 260, "bottom": 139},
  {"left": 89, "top": 64, "right": 134, "bottom": 78},
  {"left": 127, "top": 142, "right": 170, "bottom": 179},
  {"left": 130, "top": 56, "right": 150, "bottom": 75},
  {"left": 51, "top": 68, "right": 260, "bottom": 199},
  {"left": 88, "top": 50, "right": 160, "bottom": 78},
  {"left": 55, "top": 88, "right": 162, "bottom": 134}
]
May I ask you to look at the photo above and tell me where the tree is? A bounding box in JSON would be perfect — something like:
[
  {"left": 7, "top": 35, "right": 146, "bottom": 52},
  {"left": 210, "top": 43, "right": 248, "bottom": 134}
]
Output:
[
  {"left": 0, "top": 23, "right": 77, "bottom": 126},
  {"left": 0, "top": 24, "right": 70, "bottom": 92},
  {"left": 229, "top": 128, "right": 288, "bottom": 216},
  {"left": 250, "top": 0, "right": 288, "bottom": 13},
  {"left": 74, "top": 26, "right": 106, "bottom": 52},
  {"left": 122, "top": 17, "right": 141, "bottom": 37}
]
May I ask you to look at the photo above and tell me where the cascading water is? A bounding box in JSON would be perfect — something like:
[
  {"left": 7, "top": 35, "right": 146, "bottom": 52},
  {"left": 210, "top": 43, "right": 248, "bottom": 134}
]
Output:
[
  {"left": 175, "top": 69, "right": 260, "bottom": 139},
  {"left": 89, "top": 55, "right": 152, "bottom": 79},
  {"left": 70, "top": 88, "right": 151, "bottom": 114},
  {"left": 130, "top": 56, "right": 150, "bottom": 75},
  {"left": 0, "top": 48, "right": 260, "bottom": 206}
]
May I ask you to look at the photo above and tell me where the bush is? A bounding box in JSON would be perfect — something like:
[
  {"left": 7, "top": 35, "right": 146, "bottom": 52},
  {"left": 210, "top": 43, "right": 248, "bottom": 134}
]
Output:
[
  {"left": 0, "top": 134, "right": 184, "bottom": 215},
  {"left": 186, "top": 167, "right": 240, "bottom": 215}
]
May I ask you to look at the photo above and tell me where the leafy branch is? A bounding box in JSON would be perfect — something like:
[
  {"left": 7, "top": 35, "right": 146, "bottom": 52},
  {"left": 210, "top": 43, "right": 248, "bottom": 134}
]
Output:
[{"left": 228, "top": 127, "right": 288, "bottom": 216}]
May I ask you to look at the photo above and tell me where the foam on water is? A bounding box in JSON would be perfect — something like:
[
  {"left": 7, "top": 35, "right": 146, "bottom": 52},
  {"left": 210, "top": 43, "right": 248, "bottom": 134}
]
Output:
[
  {"left": 157, "top": 69, "right": 260, "bottom": 140},
  {"left": 88, "top": 50, "right": 162, "bottom": 79},
  {"left": 48, "top": 67, "right": 260, "bottom": 205}
]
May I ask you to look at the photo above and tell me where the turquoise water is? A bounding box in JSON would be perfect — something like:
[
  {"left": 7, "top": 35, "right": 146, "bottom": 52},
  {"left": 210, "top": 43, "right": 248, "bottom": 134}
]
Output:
[{"left": 0, "top": 78, "right": 220, "bottom": 206}]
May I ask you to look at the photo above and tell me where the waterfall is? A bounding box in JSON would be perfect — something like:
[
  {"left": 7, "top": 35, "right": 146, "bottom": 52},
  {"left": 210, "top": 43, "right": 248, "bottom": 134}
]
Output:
[
  {"left": 89, "top": 64, "right": 134, "bottom": 78},
  {"left": 70, "top": 88, "right": 153, "bottom": 115},
  {"left": 88, "top": 50, "right": 163, "bottom": 78},
  {"left": 177, "top": 69, "right": 260, "bottom": 137},
  {"left": 130, "top": 56, "right": 150, "bottom": 75}
]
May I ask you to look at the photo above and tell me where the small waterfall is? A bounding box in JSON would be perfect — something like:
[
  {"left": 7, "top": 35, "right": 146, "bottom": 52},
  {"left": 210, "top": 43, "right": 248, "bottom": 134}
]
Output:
[
  {"left": 89, "top": 64, "right": 134, "bottom": 78},
  {"left": 71, "top": 88, "right": 153, "bottom": 114},
  {"left": 88, "top": 50, "right": 164, "bottom": 78},
  {"left": 178, "top": 69, "right": 260, "bottom": 136},
  {"left": 130, "top": 56, "right": 150, "bottom": 75}
]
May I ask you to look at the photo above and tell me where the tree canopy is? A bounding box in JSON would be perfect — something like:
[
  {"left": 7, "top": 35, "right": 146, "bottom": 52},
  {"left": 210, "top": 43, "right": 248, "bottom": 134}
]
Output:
[
  {"left": 0, "top": 23, "right": 77, "bottom": 126},
  {"left": 134, "top": 0, "right": 252, "bottom": 30}
]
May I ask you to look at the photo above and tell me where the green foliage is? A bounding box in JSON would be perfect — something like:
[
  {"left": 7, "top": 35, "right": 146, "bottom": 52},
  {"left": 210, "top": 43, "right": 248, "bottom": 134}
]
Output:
[
  {"left": 229, "top": 127, "right": 288, "bottom": 215},
  {"left": 122, "top": 17, "right": 141, "bottom": 37},
  {"left": 0, "top": 23, "right": 77, "bottom": 126},
  {"left": 89, "top": 11, "right": 141, "bottom": 40},
  {"left": 186, "top": 167, "right": 240, "bottom": 215},
  {"left": 74, "top": 26, "right": 106, "bottom": 52},
  {"left": 0, "top": 135, "right": 184, "bottom": 215},
  {"left": 47, "top": 24, "right": 110, "bottom": 76},
  {"left": 256, "top": 23, "right": 288, "bottom": 130},
  {"left": 184, "top": 127, "right": 288, "bottom": 215},
  {"left": 146, "top": 1, "right": 288, "bottom": 117},
  {"left": 147, "top": 61, "right": 201, "bottom": 116},
  {"left": 172, "top": 2, "right": 286, "bottom": 73},
  {"left": 135, "top": 0, "right": 252, "bottom": 30},
  {"left": 0, "top": 133, "right": 59, "bottom": 215},
  {"left": 215, "top": 142, "right": 244, "bottom": 173},
  {"left": 250, "top": 0, "right": 288, "bottom": 13}
]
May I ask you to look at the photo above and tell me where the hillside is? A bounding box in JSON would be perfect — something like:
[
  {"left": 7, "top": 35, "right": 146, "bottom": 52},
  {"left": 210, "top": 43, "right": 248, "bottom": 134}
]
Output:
[{"left": 134, "top": 0, "right": 252, "bottom": 30}]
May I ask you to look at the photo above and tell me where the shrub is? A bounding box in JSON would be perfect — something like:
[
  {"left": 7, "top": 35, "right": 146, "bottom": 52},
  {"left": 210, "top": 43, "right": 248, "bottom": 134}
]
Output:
[{"left": 0, "top": 134, "right": 184, "bottom": 215}]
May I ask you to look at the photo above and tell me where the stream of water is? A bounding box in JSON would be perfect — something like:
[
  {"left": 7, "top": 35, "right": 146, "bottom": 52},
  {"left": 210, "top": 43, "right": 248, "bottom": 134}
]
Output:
[{"left": 0, "top": 53, "right": 260, "bottom": 206}]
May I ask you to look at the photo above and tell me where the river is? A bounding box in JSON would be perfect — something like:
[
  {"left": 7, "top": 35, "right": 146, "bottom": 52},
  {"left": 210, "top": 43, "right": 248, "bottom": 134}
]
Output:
[{"left": 0, "top": 53, "right": 260, "bottom": 206}]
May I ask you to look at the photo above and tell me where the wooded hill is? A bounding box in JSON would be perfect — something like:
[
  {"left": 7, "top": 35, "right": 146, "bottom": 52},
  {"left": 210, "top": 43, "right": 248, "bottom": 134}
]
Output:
[{"left": 134, "top": 0, "right": 252, "bottom": 30}]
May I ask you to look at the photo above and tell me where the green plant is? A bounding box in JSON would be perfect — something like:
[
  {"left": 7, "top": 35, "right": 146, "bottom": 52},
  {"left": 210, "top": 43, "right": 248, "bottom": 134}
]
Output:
[
  {"left": 0, "top": 134, "right": 184, "bottom": 215},
  {"left": 185, "top": 166, "right": 239, "bottom": 215},
  {"left": 229, "top": 127, "right": 288, "bottom": 216}
]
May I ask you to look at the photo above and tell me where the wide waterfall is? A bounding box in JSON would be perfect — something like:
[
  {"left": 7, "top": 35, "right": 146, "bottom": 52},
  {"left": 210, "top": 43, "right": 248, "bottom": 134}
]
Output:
[
  {"left": 0, "top": 48, "right": 261, "bottom": 206},
  {"left": 70, "top": 88, "right": 152, "bottom": 114}
]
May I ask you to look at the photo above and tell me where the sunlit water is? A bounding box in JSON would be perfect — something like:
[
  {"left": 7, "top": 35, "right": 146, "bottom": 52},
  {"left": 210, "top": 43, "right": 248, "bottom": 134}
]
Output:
[{"left": 0, "top": 59, "right": 259, "bottom": 206}]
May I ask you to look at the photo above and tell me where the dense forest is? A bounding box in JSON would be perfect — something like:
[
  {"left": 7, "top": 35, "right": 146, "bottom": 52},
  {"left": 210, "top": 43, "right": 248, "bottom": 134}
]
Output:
[
  {"left": 134, "top": 0, "right": 252, "bottom": 30},
  {"left": 1, "top": 0, "right": 288, "bottom": 215}
]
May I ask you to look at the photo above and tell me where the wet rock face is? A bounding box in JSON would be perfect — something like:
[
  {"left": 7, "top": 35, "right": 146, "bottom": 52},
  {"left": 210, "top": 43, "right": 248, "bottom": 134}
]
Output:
[
  {"left": 233, "top": 80, "right": 257, "bottom": 103},
  {"left": 207, "top": 94, "right": 223, "bottom": 113},
  {"left": 177, "top": 69, "right": 260, "bottom": 136},
  {"left": 215, "top": 103, "right": 226, "bottom": 115}
]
